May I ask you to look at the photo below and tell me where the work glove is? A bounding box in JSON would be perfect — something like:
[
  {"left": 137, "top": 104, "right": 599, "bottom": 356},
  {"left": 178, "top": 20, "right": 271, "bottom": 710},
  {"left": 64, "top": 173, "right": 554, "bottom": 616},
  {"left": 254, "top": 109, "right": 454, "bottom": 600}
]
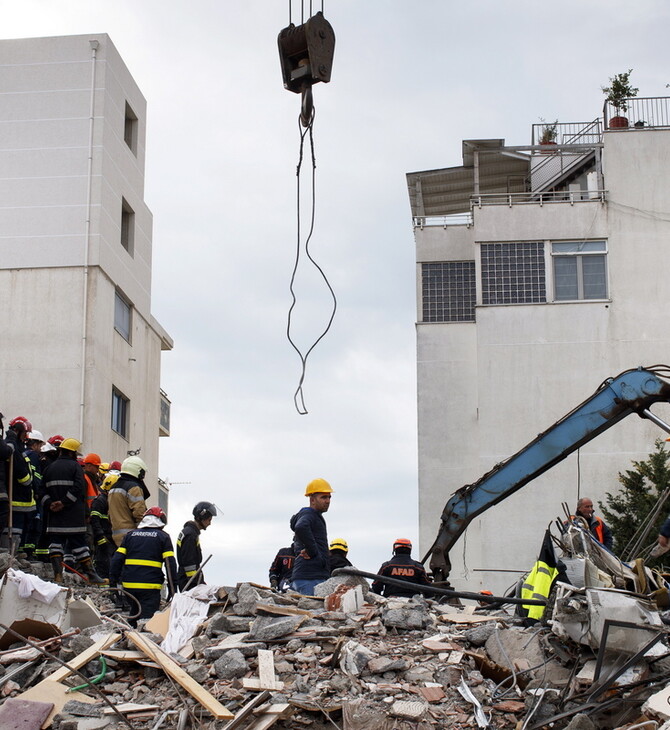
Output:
[{"left": 270, "top": 578, "right": 279, "bottom": 591}]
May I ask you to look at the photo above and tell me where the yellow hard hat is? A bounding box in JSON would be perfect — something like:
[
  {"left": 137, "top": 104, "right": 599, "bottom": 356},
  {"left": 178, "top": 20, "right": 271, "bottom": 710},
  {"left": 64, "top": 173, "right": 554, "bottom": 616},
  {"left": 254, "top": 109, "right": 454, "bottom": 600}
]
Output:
[
  {"left": 330, "top": 538, "right": 348, "bottom": 552},
  {"left": 99, "top": 462, "right": 111, "bottom": 474},
  {"left": 101, "top": 473, "right": 119, "bottom": 491},
  {"left": 305, "top": 478, "right": 333, "bottom": 496},
  {"left": 60, "top": 438, "right": 82, "bottom": 453}
]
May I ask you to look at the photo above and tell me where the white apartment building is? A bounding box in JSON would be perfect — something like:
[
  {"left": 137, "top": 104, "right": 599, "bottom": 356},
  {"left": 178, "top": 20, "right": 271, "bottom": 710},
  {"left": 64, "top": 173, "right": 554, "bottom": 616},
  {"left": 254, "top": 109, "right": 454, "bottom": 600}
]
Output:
[
  {"left": 407, "top": 100, "right": 670, "bottom": 594},
  {"left": 0, "top": 34, "right": 172, "bottom": 509}
]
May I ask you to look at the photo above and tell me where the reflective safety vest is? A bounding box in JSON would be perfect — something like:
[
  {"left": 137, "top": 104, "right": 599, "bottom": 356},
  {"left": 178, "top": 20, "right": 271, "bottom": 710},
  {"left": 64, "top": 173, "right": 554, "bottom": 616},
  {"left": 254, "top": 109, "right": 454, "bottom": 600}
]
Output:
[
  {"left": 521, "top": 559, "right": 558, "bottom": 620},
  {"left": 569, "top": 514, "right": 605, "bottom": 544}
]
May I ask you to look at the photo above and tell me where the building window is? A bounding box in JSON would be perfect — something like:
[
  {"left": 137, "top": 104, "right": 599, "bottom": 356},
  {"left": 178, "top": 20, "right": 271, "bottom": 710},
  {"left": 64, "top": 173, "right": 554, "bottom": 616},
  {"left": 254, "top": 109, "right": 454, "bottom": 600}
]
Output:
[
  {"left": 552, "top": 240, "right": 608, "bottom": 301},
  {"left": 121, "top": 198, "right": 135, "bottom": 255},
  {"left": 481, "top": 242, "right": 546, "bottom": 305},
  {"left": 124, "top": 102, "right": 138, "bottom": 154},
  {"left": 111, "top": 388, "right": 129, "bottom": 439},
  {"left": 421, "top": 261, "right": 476, "bottom": 322},
  {"left": 114, "top": 290, "right": 132, "bottom": 342},
  {"left": 159, "top": 390, "right": 171, "bottom": 437}
]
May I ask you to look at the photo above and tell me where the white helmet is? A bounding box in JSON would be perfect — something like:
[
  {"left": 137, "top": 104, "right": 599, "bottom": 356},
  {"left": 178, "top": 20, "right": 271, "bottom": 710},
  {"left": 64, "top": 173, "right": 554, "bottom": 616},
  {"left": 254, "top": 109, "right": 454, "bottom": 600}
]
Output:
[{"left": 121, "top": 456, "right": 148, "bottom": 479}]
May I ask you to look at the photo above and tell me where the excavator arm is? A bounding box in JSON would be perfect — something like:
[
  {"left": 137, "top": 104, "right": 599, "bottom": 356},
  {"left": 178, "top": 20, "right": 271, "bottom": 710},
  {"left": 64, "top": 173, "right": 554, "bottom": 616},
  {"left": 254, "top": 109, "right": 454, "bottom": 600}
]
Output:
[{"left": 426, "top": 366, "right": 670, "bottom": 583}]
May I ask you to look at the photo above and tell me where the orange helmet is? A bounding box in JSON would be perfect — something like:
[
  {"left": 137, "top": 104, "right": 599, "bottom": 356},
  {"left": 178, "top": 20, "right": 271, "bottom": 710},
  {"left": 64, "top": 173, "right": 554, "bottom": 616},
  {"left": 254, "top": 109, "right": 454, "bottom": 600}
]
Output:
[
  {"left": 83, "top": 453, "right": 101, "bottom": 466},
  {"left": 393, "top": 538, "right": 412, "bottom": 551}
]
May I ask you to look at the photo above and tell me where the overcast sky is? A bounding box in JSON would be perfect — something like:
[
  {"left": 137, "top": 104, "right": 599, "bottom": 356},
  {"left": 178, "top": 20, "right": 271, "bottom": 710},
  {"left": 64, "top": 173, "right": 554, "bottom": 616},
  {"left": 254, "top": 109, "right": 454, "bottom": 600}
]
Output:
[{"left": 4, "top": 1, "right": 670, "bottom": 587}]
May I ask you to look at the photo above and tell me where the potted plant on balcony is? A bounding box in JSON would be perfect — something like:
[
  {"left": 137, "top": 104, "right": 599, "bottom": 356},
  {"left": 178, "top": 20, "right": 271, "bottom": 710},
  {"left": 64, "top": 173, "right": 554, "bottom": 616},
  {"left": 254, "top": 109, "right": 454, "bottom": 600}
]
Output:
[
  {"left": 602, "top": 69, "right": 638, "bottom": 128},
  {"left": 539, "top": 118, "right": 558, "bottom": 150}
]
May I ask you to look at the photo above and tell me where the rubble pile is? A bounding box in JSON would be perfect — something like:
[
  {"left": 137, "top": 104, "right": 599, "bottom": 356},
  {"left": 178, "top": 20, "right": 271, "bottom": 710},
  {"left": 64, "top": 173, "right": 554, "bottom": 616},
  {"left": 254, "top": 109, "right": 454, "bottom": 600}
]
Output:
[{"left": 3, "top": 565, "right": 670, "bottom": 730}]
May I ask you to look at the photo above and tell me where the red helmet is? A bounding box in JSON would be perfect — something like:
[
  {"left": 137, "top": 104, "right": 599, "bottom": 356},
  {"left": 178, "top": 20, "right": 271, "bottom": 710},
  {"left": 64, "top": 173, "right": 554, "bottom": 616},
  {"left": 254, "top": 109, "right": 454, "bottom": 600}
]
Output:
[
  {"left": 110, "top": 460, "right": 122, "bottom": 471},
  {"left": 393, "top": 538, "right": 413, "bottom": 551},
  {"left": 48, "top": 435, "right": 64, "bottom": 446},
  {"left": 144, "top": 506, "right": 167, "bottom": 524},
  {"left": 9, "top": 416, "right": 33, "bottom": 433}
]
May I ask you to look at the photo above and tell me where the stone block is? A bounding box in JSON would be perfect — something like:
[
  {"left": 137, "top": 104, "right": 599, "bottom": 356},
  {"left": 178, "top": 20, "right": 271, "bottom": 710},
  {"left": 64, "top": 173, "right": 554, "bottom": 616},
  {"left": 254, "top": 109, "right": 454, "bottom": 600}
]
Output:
[
  {"left": 248, "top": 615, "right": 303, "bottom": 642},
  {"left": 213, "top": 649, "right": 248, "bottom": 680}
]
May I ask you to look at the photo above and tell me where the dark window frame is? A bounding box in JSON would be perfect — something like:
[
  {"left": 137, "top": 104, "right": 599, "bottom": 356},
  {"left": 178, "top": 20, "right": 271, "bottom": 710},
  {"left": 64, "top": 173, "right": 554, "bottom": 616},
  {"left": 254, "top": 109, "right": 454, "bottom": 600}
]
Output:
[
  {"left": 114, "top": 289, "right": 132, "bottom": 343},
  {"left": 111, "top": 388, "right": 130, "bottom": 439}
]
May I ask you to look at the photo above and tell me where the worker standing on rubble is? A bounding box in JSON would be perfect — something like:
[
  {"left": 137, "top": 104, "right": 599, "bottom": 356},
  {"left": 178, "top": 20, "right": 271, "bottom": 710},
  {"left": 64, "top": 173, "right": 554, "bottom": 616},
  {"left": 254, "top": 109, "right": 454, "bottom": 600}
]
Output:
[
  {"left": 329, "top": 538, "right": 352, "bottom": 572},
  {"left": 568, "top": 497, "right": 613, "bottom": 551},
  {"left": 109, "top": 506, "right": 177, "bottom": 625},
  {"left": 108, "top": 456, "right": 150, "bottom": 546},
  {"left": 371, "top": 539, "right": 431, "bottom": 598},
  {"left": 269, "top": 543, "right": 296, "bottom": 591},
  {"left": 42, "top": 438, "right": 105, "bottom": 584},
  {"left": 90, "top": 472, "right": 119, "bottom": 579},
  {"left": 290, "top": 478, "right": 333, "bottom": 595},
  {"left": 176, "top": 501, "right": 217, "bottom": 591}
]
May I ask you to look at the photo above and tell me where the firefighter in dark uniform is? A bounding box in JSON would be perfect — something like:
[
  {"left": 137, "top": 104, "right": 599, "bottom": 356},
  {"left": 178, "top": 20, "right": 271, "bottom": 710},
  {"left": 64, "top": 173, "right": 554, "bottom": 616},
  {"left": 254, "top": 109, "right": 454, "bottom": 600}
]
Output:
[
  {"left": 42, "top": 438, "right": 105, "bottom": 584},
  {"left": 371, "top": 538, "right": 431, "bottom": 598},
  {"left": 269, "top": 543, "right": 296, "bottom": 591},
  {"left": 3, "top": 417, "right": 35, "bottom": 553},
  {"left": 90, "top": 472, "right": 118, "bottom": 579},
  {"left": 176, "top": 501, "right": 217, "bottom": 591},
  {"left": 110, "top": 506, "right": 177, "bottom": 625}
]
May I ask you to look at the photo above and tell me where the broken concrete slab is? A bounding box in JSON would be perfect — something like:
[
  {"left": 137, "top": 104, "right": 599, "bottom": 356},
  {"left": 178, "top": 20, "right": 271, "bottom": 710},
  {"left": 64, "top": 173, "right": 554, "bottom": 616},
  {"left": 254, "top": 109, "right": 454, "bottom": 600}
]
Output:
[
  {"left": 213, "top": 649, "right": 248, "bottom": 680},
  {"left": 247, "top": 614, "right": 305, "bottom": 642}
]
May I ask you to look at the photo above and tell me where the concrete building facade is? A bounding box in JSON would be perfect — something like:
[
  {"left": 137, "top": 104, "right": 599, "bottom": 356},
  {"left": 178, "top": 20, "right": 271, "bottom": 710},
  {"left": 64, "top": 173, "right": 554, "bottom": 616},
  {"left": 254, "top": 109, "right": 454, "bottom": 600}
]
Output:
[
  {"left": 0, "top": 34, "right": 172, "bottom": 508},
  {"left": 407, "top": 103, "right": 670, "bottom": 594}
]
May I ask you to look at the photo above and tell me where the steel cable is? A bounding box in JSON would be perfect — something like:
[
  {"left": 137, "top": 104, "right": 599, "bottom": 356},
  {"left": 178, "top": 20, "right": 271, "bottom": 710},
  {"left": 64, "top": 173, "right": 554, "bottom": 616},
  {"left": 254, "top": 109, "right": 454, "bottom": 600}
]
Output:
[{"left": 286, "top": 109, "right": 337, "bottom": 414}]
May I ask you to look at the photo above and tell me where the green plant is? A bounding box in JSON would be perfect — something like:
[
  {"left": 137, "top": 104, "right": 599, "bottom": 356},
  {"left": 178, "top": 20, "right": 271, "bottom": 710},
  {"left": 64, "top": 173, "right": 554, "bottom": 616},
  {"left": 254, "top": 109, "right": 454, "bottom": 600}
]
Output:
[
  {"left": 539, "top": 118, "right": 558, "bottom": 144},
  {"left": 599, "top": 439, "right": 670, "bottom": 562},
  {"left": 601, "top": 69, "right": 639, "bottom": 115}
]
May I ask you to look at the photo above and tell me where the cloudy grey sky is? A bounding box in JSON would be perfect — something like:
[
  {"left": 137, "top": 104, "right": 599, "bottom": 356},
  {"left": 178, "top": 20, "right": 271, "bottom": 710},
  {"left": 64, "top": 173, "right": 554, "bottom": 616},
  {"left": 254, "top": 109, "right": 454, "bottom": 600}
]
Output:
[{"left": 4, "top": 1, "right": 670, "bottom": 586}]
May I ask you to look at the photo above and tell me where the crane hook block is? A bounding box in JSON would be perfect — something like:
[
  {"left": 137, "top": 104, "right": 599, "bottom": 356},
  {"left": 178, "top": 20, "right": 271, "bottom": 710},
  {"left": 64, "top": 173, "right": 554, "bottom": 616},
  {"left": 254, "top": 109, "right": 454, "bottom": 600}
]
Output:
[{"left": 278, "top": 11, "right": 335, "bottom": 95}]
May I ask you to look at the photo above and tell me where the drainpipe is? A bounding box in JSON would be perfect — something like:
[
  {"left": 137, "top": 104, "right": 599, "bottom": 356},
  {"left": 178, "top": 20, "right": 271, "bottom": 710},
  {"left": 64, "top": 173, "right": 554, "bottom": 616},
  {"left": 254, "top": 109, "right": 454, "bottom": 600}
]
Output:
[{"left": 79, "top": 40, "right": 99, "bottom": 440}]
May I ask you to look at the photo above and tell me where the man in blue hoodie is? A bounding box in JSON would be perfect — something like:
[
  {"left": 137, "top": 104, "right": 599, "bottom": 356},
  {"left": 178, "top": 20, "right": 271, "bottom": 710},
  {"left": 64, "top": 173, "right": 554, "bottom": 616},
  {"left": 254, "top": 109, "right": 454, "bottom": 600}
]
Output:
[{"left": 289, "top": 478, "right": 333, "bottom": 595}]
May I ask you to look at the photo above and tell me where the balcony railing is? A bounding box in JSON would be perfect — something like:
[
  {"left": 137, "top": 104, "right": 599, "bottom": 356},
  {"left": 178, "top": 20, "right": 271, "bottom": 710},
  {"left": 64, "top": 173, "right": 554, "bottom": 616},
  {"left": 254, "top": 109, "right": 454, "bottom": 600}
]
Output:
[
  {"left": 603, "top": 96, "right": 670, "bottom": 129},
  {"left": 531, "top": 120, "right": 602, "bottom": 146},
  {"left": 471, "top": 189, "right": 607, "bottom": 208}
]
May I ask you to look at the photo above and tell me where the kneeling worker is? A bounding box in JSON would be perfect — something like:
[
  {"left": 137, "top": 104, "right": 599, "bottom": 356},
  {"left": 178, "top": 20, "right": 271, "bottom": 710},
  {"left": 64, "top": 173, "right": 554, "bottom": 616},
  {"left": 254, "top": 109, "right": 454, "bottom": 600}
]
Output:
[
  {"left": 371, "top": 538, "right": 431, "bottom": 598},
  {"left": 176, "top": 501, "right": 217, "bottom": 591},
  {"left": 110, "top": 506, "right": 177, "bottom": 625}
]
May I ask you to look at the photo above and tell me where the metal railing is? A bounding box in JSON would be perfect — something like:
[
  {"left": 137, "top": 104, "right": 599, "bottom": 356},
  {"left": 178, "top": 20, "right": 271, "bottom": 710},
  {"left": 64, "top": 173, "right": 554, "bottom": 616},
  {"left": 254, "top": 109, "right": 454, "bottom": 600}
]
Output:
[
  {"left": 413, "top": 212, "right": 473, "bottom": 228},
  {"left": 531, "top": 120, "right": 602, "bottom": 146},
  {"left": 603, "top": 96, "right": 670, "bottom": 129},
  {"left": 471, "top": 189, "right": 607, "bottom": 208},
  {"left": 528, "top": 120, "right": 601, "bottom": 192}
]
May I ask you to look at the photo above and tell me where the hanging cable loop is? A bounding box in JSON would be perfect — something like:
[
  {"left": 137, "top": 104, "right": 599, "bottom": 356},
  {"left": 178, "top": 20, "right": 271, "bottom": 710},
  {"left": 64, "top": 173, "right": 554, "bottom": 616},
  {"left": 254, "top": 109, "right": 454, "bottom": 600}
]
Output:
[{"left": 286, "top": 109, "right": 337, "bottom": 414}]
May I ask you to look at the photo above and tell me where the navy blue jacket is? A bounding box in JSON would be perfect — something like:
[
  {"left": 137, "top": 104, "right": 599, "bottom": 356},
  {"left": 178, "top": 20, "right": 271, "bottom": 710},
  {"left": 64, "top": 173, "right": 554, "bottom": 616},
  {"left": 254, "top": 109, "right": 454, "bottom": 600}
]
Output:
[
  {"left": 290, "top": 507, "right": 330, "bottom": 581},
  {"left": 110, "top": 526, "right": 177, "bottom": 593},
  {"left": 371, "top": 552, "right": 431, "bottom": 597}
]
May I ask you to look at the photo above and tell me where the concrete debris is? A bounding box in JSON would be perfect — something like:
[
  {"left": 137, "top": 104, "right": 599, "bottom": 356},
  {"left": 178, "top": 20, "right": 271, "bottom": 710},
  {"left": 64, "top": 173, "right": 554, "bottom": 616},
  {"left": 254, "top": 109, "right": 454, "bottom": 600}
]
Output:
[{"left": 3, "top": 560, "right": 670, "bottom": 730}]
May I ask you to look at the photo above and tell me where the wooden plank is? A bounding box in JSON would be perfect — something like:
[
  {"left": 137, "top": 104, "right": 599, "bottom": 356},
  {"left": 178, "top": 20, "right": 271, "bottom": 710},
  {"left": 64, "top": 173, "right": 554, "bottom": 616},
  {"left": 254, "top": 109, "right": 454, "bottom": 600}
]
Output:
[
  {"left": 103, "top": 703, "right": 160, "bottom": 715},
  {"left": 250, "top": 708, "right": 293, "bottom": 730},
  {"left": 100, "top": 650, "right": 147, "bottom": 661},
  {"left": 255, "top": 603, "right": 314, "bottom": 617},
  {"left": 15, "top": 680, "right": 96, "bottom": 729},
  {"left": 257, "top": 650, "right": 277, "bottom": 689},
  {"left": 242, "top": 678, "right": 285, "bottom": 691},
  {"left": 49, "top": 632, "right": 121, "bottom": 682},
  {"left": 221, "top": 690, "right": 270, "bottom": 730},
  {"left": 127, "top": 631, "right": 233, "bottom": 720}
]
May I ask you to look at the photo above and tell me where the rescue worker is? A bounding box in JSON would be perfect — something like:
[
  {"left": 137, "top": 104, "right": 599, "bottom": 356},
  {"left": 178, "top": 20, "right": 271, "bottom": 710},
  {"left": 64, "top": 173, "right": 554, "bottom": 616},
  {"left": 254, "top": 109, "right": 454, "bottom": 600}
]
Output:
[
  {"left": 82, "top": 454, "right": 101, "bottom": 511},
  {"left": 41, "top": 438, "right": 105, "bottom": 584},
  {"left": 371, "top": 539, "right": 431, "bottom": 598},
  {"left": 22, "top": 430, "right": 46, "bottom": 559},
  {"left": 268, "top": 543, "right": 296, "bottom": 591},
  {"left": 109, "top": 506, "right": 177, "bottom": 625},
  {"left": 108, "top": 456, "right": 150, "bottom": 546},
  {"left": 90, "top": 472, "right": 119, "bottom": 579},
  {"left": 290, "top": 478, "right": 333, "bottom": 596},
  {"left": 176, "top": 501, "right": 217, "bottom": 591},
  {"left": 3, "top": 417, "right": 35, "bottom": 553},
  {"left": 329, "top": 538, "right": 352, "bottom": 573},
  {"left": 568, "top": 497, "right": 613, "bottom": 551},
  {"left": 0, "top": 415, "right": 13, "bottom": 546}
]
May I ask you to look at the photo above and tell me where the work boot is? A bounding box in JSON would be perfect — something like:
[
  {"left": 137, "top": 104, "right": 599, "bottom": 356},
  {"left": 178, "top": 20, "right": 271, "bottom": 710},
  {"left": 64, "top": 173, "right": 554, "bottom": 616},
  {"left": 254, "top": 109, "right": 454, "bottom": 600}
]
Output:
[
  {"left": 50, "top": 556, "right": 63, "bottom": 584},
  {"left": 77, "top": 557, "right": 107, "bottom": 585}
]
